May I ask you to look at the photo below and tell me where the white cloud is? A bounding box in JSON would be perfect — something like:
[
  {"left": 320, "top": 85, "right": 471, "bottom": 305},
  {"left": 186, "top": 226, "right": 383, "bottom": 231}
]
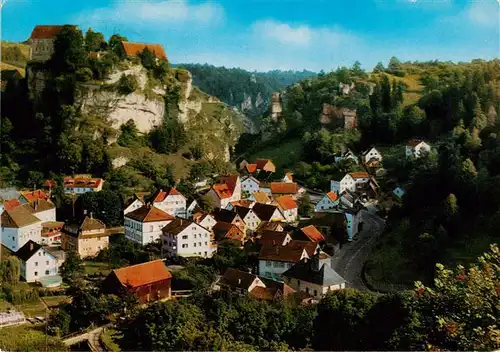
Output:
[
  {"left": 465, "top": 0, "right": 499, "bottom": 27},
  {"left": 76, "top": 0, "right": 224, "bottom": 27},
  {"left": 252, "top": 20, "right": 313, "bottom": 46}
]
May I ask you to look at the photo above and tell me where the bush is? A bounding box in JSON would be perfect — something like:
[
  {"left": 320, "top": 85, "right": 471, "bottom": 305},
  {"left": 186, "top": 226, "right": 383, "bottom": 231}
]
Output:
[
  {"left": 117, "top": 74, "right": 139, "bottom": 95},
  {"left": 76, "top": 67, "right": 93, "bottom": 82}
]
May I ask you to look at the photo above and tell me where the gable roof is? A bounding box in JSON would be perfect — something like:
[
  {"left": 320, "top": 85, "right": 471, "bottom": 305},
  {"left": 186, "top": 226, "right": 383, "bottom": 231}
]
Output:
[
  {"left": 29, "top": 199, "right": 56, "bottom": 213},
  {"left": 150, "top": 188, "right": 184, "bottom": 203},
  {"left": 407, "top": 139, "right": 425, "bottom": 147},
  {"left": 212, "top": 208, "right": 241, "bottom": 223},
  {"left": 30, "top": 25, "right": 66, "bottom": 40},
  {"left": 125, "top": 205, "right": 174, "bottom": 223},
  {"left": 300, "top": 225, "right": 325, "bottom": 242},
  {"left": 257, "top": 221, "right": 284, "bottom": 232},
  {"left": 163, "top": 218, "right": 201, "bottom": 235},
  {"left": 1, "top": 206, "right": 41, "bottom": 228},
  {"left": 221, "top": 175, "right": 239, "bottom": 193},
  {"left": 259, "top": 240, "right": 317, "bottom": 263},
  {"left": 220, "top": 267, "right": 260, "bottom": 290},
  {"left": 229, "top": 200, "right": 254, "bottom": 209},
  {"left": 124, "top": 194, "right": 145, "bottom": 209},
  {"left": 252, "top": 203, "right": 282, "bottom": 221},
  {"left": 362, "top": 147, "right": 379, "bottom": 156},
  {"left": 234, "top": 205, "right": 252, "bottom": 219},
  {"left": 245, "top": 164, "right": 257, "bottom": 173},
  {"left": 15, "top": 240, "right": 43, "bottom": 262},
  {"left": 283, "top": 257, "right": 345, "bottom": 287},
  {"left": 325, "top": 191, "right": 338, "bottom": 202},
  {"left": 112, "top": 260, "right": 172, "bottom": 289},
  {"left": 20, "top": 190, "right": 49, "bottom": 202},
  {"left": 349, "top": 172, "right": 369, "bottom": 179},
  {"left": 270, "top": 182, "right": 298, "bottom": 195},
  {"left": 275, "top": 195, "right": 297, "bottom": 210},
  {"left": 80, "top": 216, "right": 106, "bottom": 232},
  {"left": 258, "top": 230, "right": 290, "bottom": 246},
  {"left": 212, "top": 183, "right": 232, "bottom": 199},
  {"left": 253, "top": 192, "right": 271, "bottom": 204},
  {"left": 121, "top": 41, "right": 167, "bottom": 60},
  {"left": 255, "top": 159, "right": 275, "bottom": 172},
  {"left": 43, "top": 179, "right": 57, "bottom": 188},
  {"left": 3, "top": 199, "right": 21, "bottom": 211},
  {"left": 242, "top": 175, "right": 260, "bottom": 185},
  {"left": 213, "top": 221, "right": 244, "bottom": 242}
]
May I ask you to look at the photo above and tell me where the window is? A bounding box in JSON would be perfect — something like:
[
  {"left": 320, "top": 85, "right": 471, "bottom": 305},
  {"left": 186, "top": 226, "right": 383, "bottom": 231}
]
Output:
[
  {"left": 182, "top": 244, "right": 188, "bottom": 248},
  {"left": 39, "top": 252, "right": 41, "bottom": 256},
  {"left": 314, "top": 290, "right": 318, "bottom": 296},
  {"left": 204, "top": 251, "right": 207, "bottom": 256},
  {"left": 182, "top": 235, "right": 188, "bottom": 240},
  {"left": 149, "top": 226, "right": 153, "bottom": 232},
  {"left": 205, "top": 242, "right": 208, "bottom": 246},
  {"left": 266, "top": 261, "right": 272, "bottom": 267},
  {"left": 35, "top": 262, "right": 38, "bottom": 267},
  {"left": 205, "top": 234, "right": 208, "bottom": 238},
  {"left": 305, "top": 287, "right": 309, "bottom": 294},
  {"left": 194, "top": 243, "right": 197, "bottom": 247},
  {"left": 45, "top": 270, "right": 50, "bottom": 275},
  {"left": 46, "top": 261, "right": 49, "bottom": 265},
  {"left": 193, "top": 234, "right": 197, "bottom": 239},
  {"left": 34, "top": 271, "right": 38, "bottom": 276}
]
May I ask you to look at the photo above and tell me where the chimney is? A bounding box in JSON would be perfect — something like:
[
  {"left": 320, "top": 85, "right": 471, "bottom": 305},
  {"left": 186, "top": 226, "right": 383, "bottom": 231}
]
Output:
[
  {"left": 34, "top": 200, "right": 38, "bottom": 211},
  {"left": 238, "top": 278, "right": 241, "bottom": 285},
  {"left": 90, "top": 212, "right": 93, "bottom": 219}
]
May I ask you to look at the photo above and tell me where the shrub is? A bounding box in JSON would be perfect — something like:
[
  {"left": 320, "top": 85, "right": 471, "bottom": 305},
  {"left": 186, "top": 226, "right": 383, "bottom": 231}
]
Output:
[
  {"left": 76, "top": 67, "right": 93, "bottom": 82},
  {"left": 117, "top": 74, "right": 139, "bottom": 95}
]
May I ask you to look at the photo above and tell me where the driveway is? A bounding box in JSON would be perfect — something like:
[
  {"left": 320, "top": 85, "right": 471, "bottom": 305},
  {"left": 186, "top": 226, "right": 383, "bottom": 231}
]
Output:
[{"left": 331, "top": 210, "right": 385, "bottom": 291}]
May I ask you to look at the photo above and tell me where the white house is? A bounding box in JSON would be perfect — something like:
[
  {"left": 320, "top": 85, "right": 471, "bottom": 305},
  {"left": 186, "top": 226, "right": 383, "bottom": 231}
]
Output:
[
  {"left": 282, "top": 172, "right": 294, "bottom": 183},
  {"left": 258, "top": 240, "right": 319, "bottom": 281},
  {"left": 283, "top": 252, "right": 346, "bottom": 299},
  {"left": 16, "top": 240, "right": 59, "bottom": 283},
  {"left": 124, "top": 196, "right": 144, "bottom": 215},
  {"left": 124, "top": 205, "right": 175, "bottom": 246},
  {"left": 241, "top": 176, "right": 260, "bottom": 198},
  {"left": 194, "top": 213, "right": 217, "bottom": 231},
  {"left": 29, "top": 199, "right": 56, "bottom": 222},
  {"left": 334, "top": 150, "right": 359, "bottom": 164},
  {"left": 406, "top": 140, "right": 431, "bottom": 158},
  {"left": 162, "top": 218, "right": 216, "bottom": 258},
  {"left": 275, "top": 196, "right": 298, "bottom": 223},
  {"left": 339, "top": 172, "right": 370, "bottom": 194},
  {"left": 1, "top": 205, "right": 42, "bottom": 252},
  {"left": 234, "top": 206, "right": 261, "bottom": 233},
  {"left": 315, "top": 191, "right": 339, "bottom": 212},
  {"left": 206, "top": 175, "right": 242, "bottom": 209},
  {"left": 362, "top": 147, "right": 383, "bottom": 164},
  {"left": 29, "top": 25, "right": 66, "bottom": 62},
  {"left": 252, "top": 203, "right": 285, "bottom": 222},
  {"left": 63, "top": 177, "right": 104, "bottom": 194},
  {"left": 150, "top": 188, "right": 187, "bottom": 217}
]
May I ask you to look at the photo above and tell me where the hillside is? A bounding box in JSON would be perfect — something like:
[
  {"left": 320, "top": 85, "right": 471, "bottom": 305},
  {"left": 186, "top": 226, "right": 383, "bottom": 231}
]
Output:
[{"left": 176, "top": 63, "right": 316, "bottom": 120}]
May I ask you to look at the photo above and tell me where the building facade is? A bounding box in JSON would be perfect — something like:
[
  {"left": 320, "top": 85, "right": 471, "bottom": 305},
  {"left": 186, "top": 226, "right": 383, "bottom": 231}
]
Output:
[
  {"left": 16, "top": 241, "right": 60, "bottom": 283},
  {"left": 124, "top": 205, "right": 174, "bottom": 246},
  {"left": 162, "top": 218, "right": 216, "bottom": 258}
]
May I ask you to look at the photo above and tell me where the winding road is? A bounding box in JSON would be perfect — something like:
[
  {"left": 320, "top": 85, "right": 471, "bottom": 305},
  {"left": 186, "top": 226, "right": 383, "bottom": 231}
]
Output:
[{"left": 331, "top": 209, "right": 386, "bottom": 291}]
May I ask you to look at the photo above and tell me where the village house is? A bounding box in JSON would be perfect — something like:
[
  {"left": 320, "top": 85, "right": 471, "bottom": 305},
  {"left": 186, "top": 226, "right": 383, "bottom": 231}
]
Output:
[
  {"left": 120, "top": 41, "right": 168, "bottom": 62},
  {"left": 18, "top": 190, "right": 50, "bottom": 204},
  {"left": 206, "top": 175, "right": 242, "bottom": 209},
  {"left": 27, "top": 199, "right": 56, "bottom": 222},
  {"left": 339, "top": 190, "right": 361, "bottom": 209},
  {"left": 212, "top": 221, "right": 245, "bottom": 243},
  {"left": 241, "top": 176, "right": 260, "bottom": 197},
  {"left": 212, "top": 208, "right": 246, "bottom": 232},
  {"left": 124, "top": 194, "right": 144, "bottom": 215},
  {"left": 362, "top": 147, "right": 383, "bottom": 167},
  {"left": 162, "top": 218, "right": 216, "bottom": 258},
  {"left": 124, "top": 205, "right": 174, "bottom": 246},
  {"left": 297, "top": 225, "right": 325, "bottom": 243},
  {"left": 28, "top": 25, "right": 69, "bottom": 61},
  {"left": 249, "top": 191, "right": 272, "bottom": 204},
  {"left": 258, "top": 240, "right": 319, "bottom": 281},
  {"left": 334, "top": 149, "right": 359, "bottom": 164},
  {"left": 40, "top": 221, "right": 64, "bottom": 246},
  {"left": 103, "top": 260, "right": 172, "bottom": 303},
  {"left": 219, "top": 268, "right": 295, "bottom": 301},
  {"left": 257, "top": 230, "right": 292, "bottom": 247},
  {"left": 339, "top": 172, "right": 370, "bottom": 194},
  {"left": 193, "top": 212, "right": 217, "bottom": 231},
  {"left": 62, "top": 216, "right": 109, "bottom": 258},
  {"left": 405, "top": 139, "right": 431, "bottom": 158},
  {"left": 255, "top": 159, "right": 276, "bottom": 173},
  {"left": 282, "top": 172, "right": 294, "bottom": 183},
  {"left": 63, "top": 176, "right": 104, "bottom": 194},
  {"left": 257, "top": 221, "right": 285, "bottom": 233},
  {"left": 270, "top": 182, "right": 301, "bottom": 199},
  {"left": 252, "top": 203, "right": 285, "bottom": 223},
  {"left": 283, "top": 251, "right": 346, "bottom": 299},
  {"left": 275, "top": 196, "right": 298, "bottom": 223},
  {"left": 149, "top": 188, "right": 186, "bottom": 217},
  {"left": 234, "top": 206, "right": 261, "bottom": 233},
  {"left": 16, "top": 240, "right": 61, "bottom": 283},
  {"left": 1, "top": 205, "right": 42, "bottom": 252},
  {"left": 315, "top": 191, "right": 339, "bottom": 212}
]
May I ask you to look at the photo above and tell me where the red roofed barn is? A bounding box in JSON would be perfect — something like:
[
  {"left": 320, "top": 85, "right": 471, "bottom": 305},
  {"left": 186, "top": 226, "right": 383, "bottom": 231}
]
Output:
[{"left": 121, "top": 42, "right": 168, "bottom": 61}]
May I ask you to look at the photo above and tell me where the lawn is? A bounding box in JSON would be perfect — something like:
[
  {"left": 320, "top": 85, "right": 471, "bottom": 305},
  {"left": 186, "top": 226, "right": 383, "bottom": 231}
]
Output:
[
  {"left": 19, "top": 300, "right": 47, "bottom": 318},
  {"left": 370, "top": 73, "right": 424, "bottom": 106},
  {"left": 245, "top": 137, "right": 304, "bottom": 173},
  {"left": 0, "top": 325, "right": 67, "bottom": 352},
  {"left": 41, "top": 295, "right": 70, "bottom": 308},
  {"left": 84, "top": 261, "right": 112, "bottom": 276}
]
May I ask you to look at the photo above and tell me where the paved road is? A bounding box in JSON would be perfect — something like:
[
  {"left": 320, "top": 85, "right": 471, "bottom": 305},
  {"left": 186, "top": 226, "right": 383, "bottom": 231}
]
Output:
[{"left": 331, "top": 209, "right": 386, "bottom": 291}]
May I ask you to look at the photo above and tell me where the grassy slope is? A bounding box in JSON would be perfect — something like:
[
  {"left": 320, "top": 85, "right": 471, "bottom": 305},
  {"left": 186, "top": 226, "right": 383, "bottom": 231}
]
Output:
[
  {"left": 1, "top": 41, "right": 30, "bottom": 76},
  {"left": 245, "top": 138, "right": 304, "bottom": 173},
  {"left": 370, "top": 73, "right": 424, "bottom": 106}
]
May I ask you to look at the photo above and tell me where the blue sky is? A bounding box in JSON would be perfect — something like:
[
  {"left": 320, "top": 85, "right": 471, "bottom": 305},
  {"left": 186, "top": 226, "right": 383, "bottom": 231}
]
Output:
[{"left": 2, "top": 0, "right": 499, "bottom": 71}]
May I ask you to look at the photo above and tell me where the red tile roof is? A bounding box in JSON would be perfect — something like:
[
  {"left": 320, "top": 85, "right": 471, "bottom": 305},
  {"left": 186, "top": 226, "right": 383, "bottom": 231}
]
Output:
[
  {"left": 300, "top": 225, "right": 325, "bottom": 242},
  {"left": 43, "top": 179, "right": 57, "bottom": 188},
  {"left": 3, "top": 199, "right": 21, "bottom": 211},
  {"left": 276, "top": 195, "right": 297, "bottom": 210},
  {"left": 259, "top": 240, "right": 318, "bottom": 263},
  {"left": 349, "top": 172, "right": 369, "bottom": 179},
  {"left": 63, "top": 177, "right": 103, "bottom": 189},
  {"left": 125, "top": 205, "right": 175, "bottom": 223},
  {"left": 113, "top": 260, "right": 172, "bottom": 289},
  {"left": 212, "top": 183, "right": 233, "bottom": 199},
  {"left": 213, "top": 221, "right": 244, "bottom": 242},
  {"left": 249, "top": 286, "right": 276, "bottom": 300},
  {"left": 20, "top": 190, "right": 49, "bottom": 202},
  {"left": 245, "top": 164, "right": 257, "bottom": 173},
  {"left": 151, "top": 187, "right": 183, "bottom": 203},
  {"left": 121, "top": 42, "right": 167, "bottom": 60},
  {"left": 270, "top": 182, "right": 298, "bottom": 195},
  {"left": 326, "top": 191, "right": 338, "bottom": 201},
  {"left": 221, "top": 175, "right": 239, "bottom": 194},
  {"left": 30, "top": 25, "right": 66, "bottom": 40}
]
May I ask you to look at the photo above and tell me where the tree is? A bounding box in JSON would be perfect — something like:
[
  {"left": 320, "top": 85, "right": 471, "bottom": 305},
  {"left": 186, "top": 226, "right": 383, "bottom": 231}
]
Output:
[
  {"left": 117, "top": 74, "right": 139, "bottom": 95},
  {"left": 48, "top": 308, "right": 71, "bottom": 336},
  {"left": 118, "top": 119, "right": 143, "bottom": 148},
  {"left": 198, "top": 194, "right": 215, "bottom": 213},
  {"left": 84, "top": 28, "right": 105, "bottom": 52},
  {"left": 60, "top": 251, "right": 84, "bottom": 284},
  {"left": 298, "top": 194, "right": 314, "bottom": 217},
  {"left": 76, "top": 190, "right": 123, "bottom": 227},
  {"left": 0, "top": 256, "right": 20, "bottom": 284},
  {"left": 50, "top": 25, "right": 87, "bottom": 75},
  {"left": 109, "top": 34, "right": 128, "bottom": 57},
  {"left": 149, "top": 118, "right": 187, "bottom": 154},
  {"left": 138, "top": 47, "right": 156, "bottom": 70},
  {"left": 373, "top": 62, "right": 385, "bottom": 73}
]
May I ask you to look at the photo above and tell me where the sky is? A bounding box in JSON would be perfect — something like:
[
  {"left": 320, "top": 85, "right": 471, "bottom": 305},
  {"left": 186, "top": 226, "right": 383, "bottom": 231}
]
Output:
[{"left": 2, "top": 0, "right": 499, "bottom": 72}]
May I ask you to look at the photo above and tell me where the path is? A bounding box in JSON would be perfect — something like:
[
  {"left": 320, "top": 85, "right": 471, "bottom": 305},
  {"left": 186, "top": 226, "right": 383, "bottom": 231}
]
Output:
[
  {"left": 331, "top": 209, "right": 385, "bottom": 291},
  {"left": 63, "top": 325, "right": 108, "bottom": 350}
]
